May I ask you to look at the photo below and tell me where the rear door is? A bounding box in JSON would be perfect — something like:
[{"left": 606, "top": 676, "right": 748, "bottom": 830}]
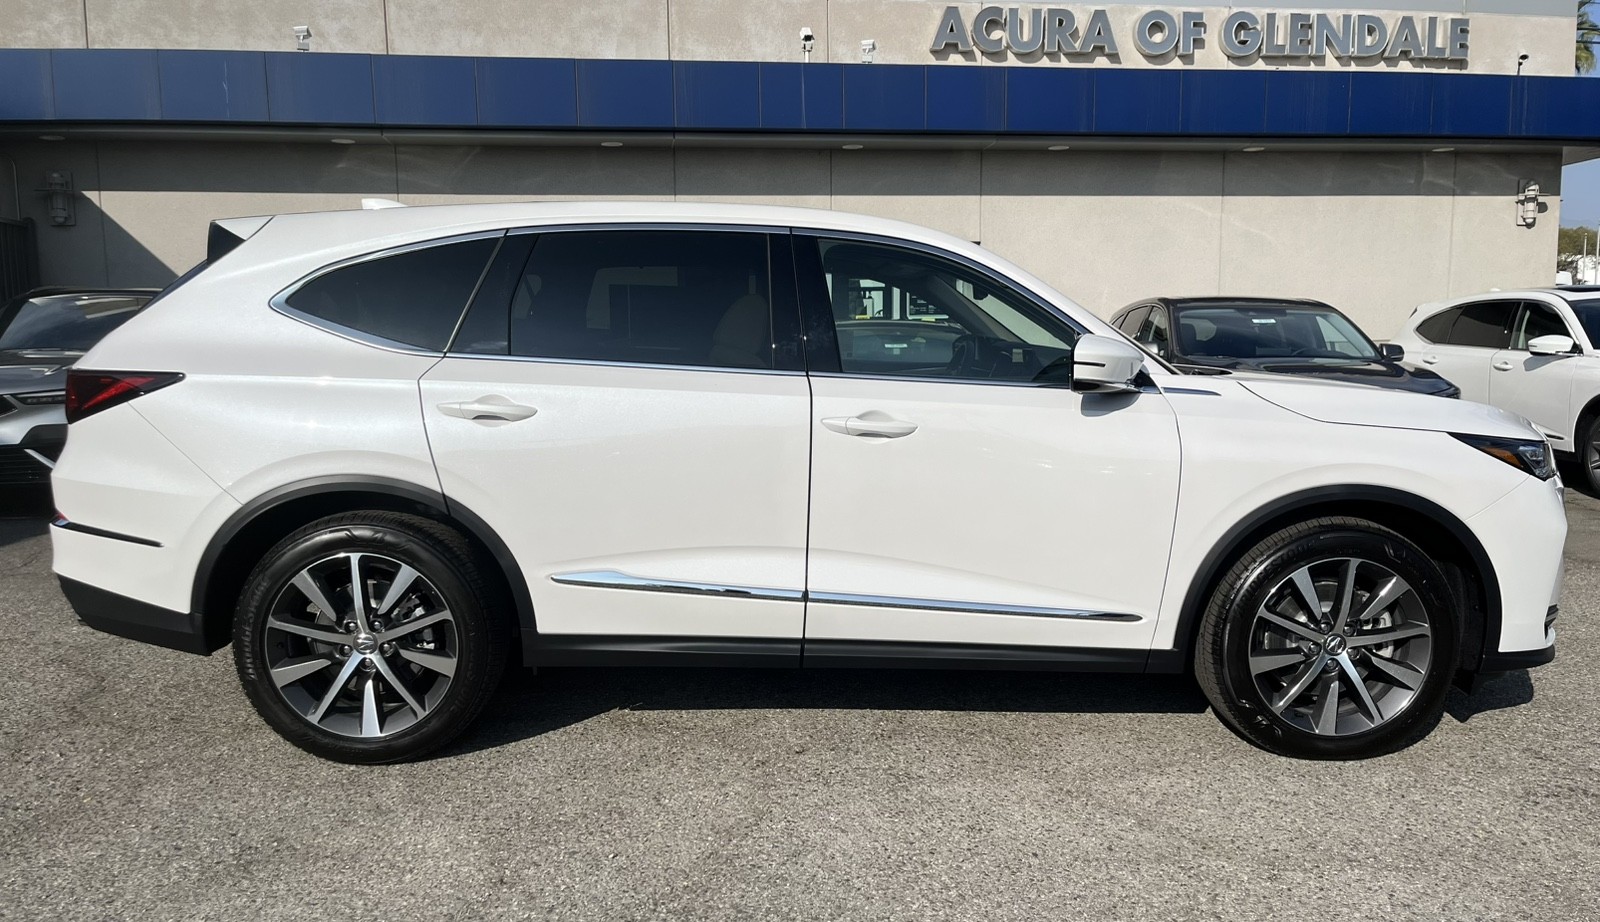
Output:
[
  {"left": 1489, "top": 300, "right": 1579, "bottom": 445},
  {"left": 420, "top": 226, "right": 812, "bottom": 646},
  {"left": 1410, "top": 301, "right": 1515, "bottom": 402}
]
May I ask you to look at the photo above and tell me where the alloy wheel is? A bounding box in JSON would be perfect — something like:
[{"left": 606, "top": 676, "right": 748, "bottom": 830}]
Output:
[
  {"left": 262, "top": 552, "right": 458, "bottom": 739},
  {"left": 1248, "top": 557, "right": 1432, "bottom": 737}
]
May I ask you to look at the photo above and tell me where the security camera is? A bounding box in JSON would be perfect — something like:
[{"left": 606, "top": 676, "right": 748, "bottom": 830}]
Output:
[{"left": 800, "top": 26, "right": 815, "bottom": 56}]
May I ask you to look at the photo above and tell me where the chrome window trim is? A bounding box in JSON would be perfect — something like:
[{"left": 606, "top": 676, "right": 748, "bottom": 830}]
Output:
[
  {"left": 807, "top": 590, "right": 1142, "bottom": 622},
  {"left": 505, "top": 222, "right": 785, "bottom": 237},
  {"left": 550, "top": 569, "right": 804, "bottom": 603},
  {"left": 442, "top": 352, "right": 806, "bottom": 377},
  {"left": 268, "top": 229, "right": 509, "bottom": 356},
  {"left": 549, "top": 569, "right": 1141, "bottom": 623}
]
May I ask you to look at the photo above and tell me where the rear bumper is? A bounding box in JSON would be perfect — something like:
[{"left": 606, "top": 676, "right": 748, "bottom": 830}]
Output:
[{"left": 59, "top": 576, "right": 217, "bottom": 655}]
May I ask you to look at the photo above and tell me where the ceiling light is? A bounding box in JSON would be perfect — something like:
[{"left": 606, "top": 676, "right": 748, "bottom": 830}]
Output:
[
  {"left": 330, "top": 138, "right": 356, "bottom": 145},
  {"left": 1047, "top": 145, "right": 1071, "bottom": 151},
  {"left": 38, "top": 135, "right": 64, "bottom": 141},
  {"left": 1242, "top": 146, "right": 1266, "bottom": 152},
  {"left": 1433, "top": 147, "right": 1456, "bottom": 153},
  {"left": 600, "top": 141, "right": 624, "bottom": 147},
  {"left": 841, "top": 144, "right": 864, "bottom": 150}
]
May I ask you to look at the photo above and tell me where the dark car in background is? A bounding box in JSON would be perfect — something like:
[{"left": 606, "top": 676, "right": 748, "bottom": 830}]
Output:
[
  {"left": 0, "top": 288, "right": 155, "bottom": 485},
  {"left": 1111, "top": 296, "right": 1460, "bottom": 397}
]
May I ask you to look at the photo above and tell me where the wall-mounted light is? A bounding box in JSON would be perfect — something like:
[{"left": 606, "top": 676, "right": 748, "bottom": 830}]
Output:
[
  {"left": 1516, "top": 53, "right": 1529, "bottom": 75},
  {"left": 294, "top": 25, "right": 313, "bottom": 52},
  {"left": 1517, "top": 181, "right": 1543, "bottom": 228},
  {"left": 860, "top": 39, "right": 877, "bottom": 63},
  {"left": 37, "top": 170, "right": 74, "bottom": 226}
]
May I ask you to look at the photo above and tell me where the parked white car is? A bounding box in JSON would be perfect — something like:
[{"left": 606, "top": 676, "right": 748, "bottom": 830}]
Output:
[
  {"left": 1390, "top": 286, "right": 1600, "bottom": 491},
  {"left": 51, "top": 203, "right": 1563, "bottom": 763}
]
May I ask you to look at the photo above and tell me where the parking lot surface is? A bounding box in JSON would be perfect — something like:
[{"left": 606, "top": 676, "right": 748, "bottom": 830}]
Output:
[{"left": 2, "top": 486, "right": 1598, "bottom": 922}]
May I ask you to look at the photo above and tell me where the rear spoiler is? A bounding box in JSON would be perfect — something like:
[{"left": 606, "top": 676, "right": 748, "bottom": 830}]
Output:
[{"left": 206, "top": 215, "right": 272, "bottom": 263}]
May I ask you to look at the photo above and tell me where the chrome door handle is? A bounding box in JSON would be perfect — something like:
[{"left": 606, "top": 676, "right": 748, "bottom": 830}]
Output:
[
  {"left": 1421, "top": 356, "right": 1439, "bottom": 365},
  {"left": 1493, "top": 361, "right": 1513, "bottom": 371},
  {"left": 437, "top": 397, "right": 538, "bottom": 422},
  {"left": 821, "top": 415, "right": 918, "bottom": 438}
]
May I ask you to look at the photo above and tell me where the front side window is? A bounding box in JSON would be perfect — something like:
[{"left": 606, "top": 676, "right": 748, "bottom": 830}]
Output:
[
  {"left": 1566, "top": 297, "right": 1600, "bottom": 351},
  {"left": 284, "top": 237, "right": 500, "bottom": 351},
  {"left": 1512, "top": 301, "right": 1570, "bottom": 350},
  {"left": 1445, "top": 301, "right": 1515, "bottom": 349},
  {"left": 1116, "top": 307, "right": 1149, "bottom": 337},
  {"left": 496, "top": 230, "right": 776, "bottom": 370},
  {"left": 808, "top": 238, "right": 1079, "bottom": 383},
  {"left": 0, "top": 293, "right": 150, "bottom": 355},
  {"left": 1137, "top": 307, "right": 1171, "bottom": 357}
]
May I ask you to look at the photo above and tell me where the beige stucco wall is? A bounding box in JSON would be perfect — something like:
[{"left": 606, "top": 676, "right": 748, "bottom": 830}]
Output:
[
  {"left": 0, "top": 140, "right": 1561, "bottom": 339},
  {"left": 0, "top": 1, "right": 1576, "bottom": 77}
]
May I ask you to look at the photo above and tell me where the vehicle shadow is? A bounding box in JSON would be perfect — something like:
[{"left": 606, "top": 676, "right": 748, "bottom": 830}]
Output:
[
  {"left": 1444, "top": 670, "right": 1535, "bottom": 723},
  {"left": 447, "top": 667, "right": 1211, "bottom": 757},
  {"left": 0, "top": 485, "right": 52, "bottom": 521}
]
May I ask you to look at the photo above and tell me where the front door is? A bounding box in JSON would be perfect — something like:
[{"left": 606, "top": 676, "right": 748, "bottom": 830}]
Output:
[
  {"left": 421, "top": 227, "right": 811, "bottom": 642},
  {"left": 1412, "top": 300, "right": 1516, "bottom": 403},
  {"left": 1489, "top": 300, "right": 1580, "bottom": 446},
  {"left": 794, "top": 234, "right": 1181, "bottom": 654}
]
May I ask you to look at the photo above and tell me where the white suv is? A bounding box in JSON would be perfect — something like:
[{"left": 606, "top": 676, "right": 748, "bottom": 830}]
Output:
[
  {"left": 1390, "top": 288, "right": 1600, "bottom": 492},
  {"left": 51, "top": 203, "right": 1564, "bottom": 763}
]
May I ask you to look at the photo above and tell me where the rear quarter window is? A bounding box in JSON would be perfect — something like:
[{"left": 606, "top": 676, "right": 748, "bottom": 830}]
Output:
[
  {"left": 283, "top": 236, "right": 500, "bottom": 352},
  {"left": 1414, "top": 308, "right": 1459, "bottom": 344}
]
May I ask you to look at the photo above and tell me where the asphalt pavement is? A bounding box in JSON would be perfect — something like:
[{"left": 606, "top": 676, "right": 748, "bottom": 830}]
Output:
[{"left": 1, "top": 483, "right": 1597, "bottom": 921}]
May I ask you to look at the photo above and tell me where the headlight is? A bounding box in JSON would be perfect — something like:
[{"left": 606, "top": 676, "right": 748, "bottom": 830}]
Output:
[
  {"left": 11, "top": 391, "right": 66, "bottom": 406},
  {"left": 1452, "top": 434, "right": 1557, "bottom": 480}
]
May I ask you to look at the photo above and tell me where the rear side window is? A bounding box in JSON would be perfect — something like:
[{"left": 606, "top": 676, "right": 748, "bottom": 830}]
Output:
[
  {"left": 284, "top": 237, "right": 500, "bottom": 352},
  {"left": 1445, "top": 301, "right": 1514, "bottom": 349},
  {"left": 1414, "top": 308, "right": 1459, "bottom": 344},
  {"left": 503, "top": 230, "right": 776, "bottom": 370}
]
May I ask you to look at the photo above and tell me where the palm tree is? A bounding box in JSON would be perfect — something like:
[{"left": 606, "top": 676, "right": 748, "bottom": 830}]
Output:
[{"left": 1580, "top": 0, "right": 1599, "bottom": 74}]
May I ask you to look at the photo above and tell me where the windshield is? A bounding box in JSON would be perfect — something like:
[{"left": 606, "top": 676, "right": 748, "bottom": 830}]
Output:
[
  {"left": 0, "top": 293, "right": 150, "bottom": 353},
  {"left": 1174, "top": 305, "right": 1380, "bottom": 363},
  {"left": 1569, "top": 298, "right": 1600, "bottom": 350}
]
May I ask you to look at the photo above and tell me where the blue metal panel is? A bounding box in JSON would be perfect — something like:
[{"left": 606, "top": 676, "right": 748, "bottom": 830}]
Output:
[
  {"left": 576, "top": 59, "right": 673, "bottom": 128},
  {"left": 1431, "top": 74, "right": 1512, "bottom": 137},
  {"left": 926, "top": 67, "right": 1004, "bottom": 132},
  {"left": 1093, "top": 70, "right": 1181, "bottom": 135},
  {"left": 1004, "top": 68, "right": 1093, "bottom": 133},
  {"left": 373, "top": 54, "right": 476, "bottom": 127},
  {"left": 757, "top": 63, "right": 844, "bottom": 131},
  {"left": 0, "top": 50, "right": 53, "bottom": 120},
  {"left": 843, "top": 65, "right": 925, "bottom": 131},
  {"left": 51, "top": 49, "right": 160, "bottom": 121},
  {"left": 157, "top": 50, "right": 268, "bottom": 122},
  {"left": 1348, "top": 72, "right": 1431, "bottom": 136},
  {"left": 674, "top": 61, "right": 759, "bottom": 129},
  {"left": 1519, "top": 77, "right": 1600, "bottom": 138},
  {"left": 264, "top": 52, "right": 375, "bottom": 124},
  {"left": 475, "top": 57, "right": 577, "bottom": 127},
  {"left": 1181, "top": 71, "right": 1267, "bottom": 136},
  {"left": 1264, "top": 71, "right": 1350, "bottom": 135}
]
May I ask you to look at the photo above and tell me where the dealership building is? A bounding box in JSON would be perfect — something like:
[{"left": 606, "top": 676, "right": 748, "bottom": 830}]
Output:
[{"left": 0, "top": 0, "right": 1597, "bottom": 337}]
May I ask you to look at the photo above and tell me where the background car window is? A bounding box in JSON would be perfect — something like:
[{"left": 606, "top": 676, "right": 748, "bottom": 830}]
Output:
[
  {"left": 0, "top": 294, "right": 150, "bottom": 353},
  {"left": 815, "top": 238, "right": 1078, "bottom": 383},
  {"left": 1415, "top": 307, "right": 1461, "bottom": 344},
  {"left": 1117, "top": 307, "right": 1149, "bottom": 337},
  {"left": 1512, "top": 302, "right": 1570, "bottom": 350},
  {"left": 1445, "top": 301, "right": 1514, "bottom": 349},
  {"left": 285, "top": 237, "right": 499, "bottom": 352},
  {"left": 507, "top": 231, "right": 774, "bottom": 370},
  {"left": 1174, "top": 306, "right": 1377, "bottom": 362},
  {"left": 1136, "top": 307, "right": 1170, "bottom": 357},
  {"left": 1567, "top": 297, "right": 1600, "bottom": 351}
]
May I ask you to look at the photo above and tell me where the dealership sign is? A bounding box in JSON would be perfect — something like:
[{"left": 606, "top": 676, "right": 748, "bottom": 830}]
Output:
[{"left": 930, "top": 7, "right": 1470, "bottom": 61}]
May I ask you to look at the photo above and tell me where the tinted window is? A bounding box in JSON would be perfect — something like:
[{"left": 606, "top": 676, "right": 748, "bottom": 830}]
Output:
[
  {"left": 1568, "top": 297, "right": 1600, "bottom": 350},
  {"left": 1415, "top": 308, "right": 1459, "bottom": 344},
  {"left": 1137, "top": 307, "right": 1171, "bottom": 357},
  {"left": 0, "top": 293, "right": 150, "bottom": 353},
  {"left": 1173, "top": 305, "right": 1378, "bottom": 362},
  {"left": 813, "top": 238, "right": 1078, "bottom": 383},
  {"left": 504, "top": 231, "right": 774, "bottom": 370},
  {"left": 1512, "top": 302, "right": 1569, "bottom": 349},
  {"left": 1447, "top": 301, "right": 1515, "bottom": 349},
  {"left": 1117, "top": 307, "right": 1149, "bottom": 336},
  {"left": 285, "top": 237, "right": 499, "bottom": 351}
]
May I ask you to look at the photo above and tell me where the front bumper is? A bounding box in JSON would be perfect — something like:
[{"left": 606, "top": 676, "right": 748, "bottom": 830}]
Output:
[
  {"left": 0, "top": 398, "right": 67, "bottom": 484},
  {"left": 1478, "top": 605, "right": 1557, "bottom": 672}
]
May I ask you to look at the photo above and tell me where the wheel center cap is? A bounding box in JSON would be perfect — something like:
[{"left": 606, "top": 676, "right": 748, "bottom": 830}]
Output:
[
  {"left": 1323, "top": 634, "right": 1348, "bottom": 656},
  {"left": 353, "top": 633, "right": 378, "bottom": 655}
]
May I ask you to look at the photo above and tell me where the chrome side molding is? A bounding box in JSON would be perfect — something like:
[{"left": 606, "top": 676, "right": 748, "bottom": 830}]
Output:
[{"left": 549, "top": 570, "right": 1141, "bottom": 622}]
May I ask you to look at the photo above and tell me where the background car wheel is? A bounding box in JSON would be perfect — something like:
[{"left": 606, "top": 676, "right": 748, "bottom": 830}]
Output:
[
  {"left": 1580, "top": 414, "right": 1600, "bottom": 496},
  {"left": 233, "top": 511, "right": 510, "bottom": 763},
  {"left": 1195, "top": 516, "right": 1459, "bottom": 760}
]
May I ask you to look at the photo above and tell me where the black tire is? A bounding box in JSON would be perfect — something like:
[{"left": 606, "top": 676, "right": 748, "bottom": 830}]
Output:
[
  {"left": 1195, "top": 516, "right": 1459, "bottom": 760},
  {"left": 1578, "top": 412, "right": 1600, "bottom": 496},
  {"left": 233, "top": 511, "right": 510, "bottom": 763}
]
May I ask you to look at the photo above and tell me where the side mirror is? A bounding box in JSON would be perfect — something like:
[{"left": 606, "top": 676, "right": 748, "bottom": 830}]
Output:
[
  {"left": 1380, "top": 343, "right": 1404, "bottom": 361},
  {"left": 1528, "top": 334, "right": 1577, "bottom": 357},
  {"left": 1071, "top": 334, "right": 1146, "bottom": 395}
]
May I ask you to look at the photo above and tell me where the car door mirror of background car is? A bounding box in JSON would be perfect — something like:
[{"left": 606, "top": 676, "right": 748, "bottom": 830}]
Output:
[
  {"left": 1528, "top": 334, "right": 1578, "bottom": 357},
  {"left": 1380, "top": 343, "right": 1405, "bottom": 361},
  {"left": 1071, "top": 334, "right": 1146, "bottom": 394}
]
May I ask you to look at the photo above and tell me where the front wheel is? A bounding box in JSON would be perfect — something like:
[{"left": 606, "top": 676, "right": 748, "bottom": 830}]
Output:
[
  {"left": 233, "top": 511, "right": 510, "bottom": 763},
  {"left": 1195, "top": 517, "right": 1458, "bottom": 760}
]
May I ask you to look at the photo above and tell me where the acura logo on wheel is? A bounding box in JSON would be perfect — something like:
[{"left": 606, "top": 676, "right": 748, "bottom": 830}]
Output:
[{"left": 1323, "top": 634, "right": 1348, "bottom": 656}]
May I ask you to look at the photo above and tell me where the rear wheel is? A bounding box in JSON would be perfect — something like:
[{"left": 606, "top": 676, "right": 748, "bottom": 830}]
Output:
[
  {"left": 233, "top": 511, "right": 509, "bottom": 763},
  {"left": 1195, "top": 517, "right": 1458, "bottom": 759},
  {"left": 1580, "top": 413, "right": 1600, "bottom": 495}
]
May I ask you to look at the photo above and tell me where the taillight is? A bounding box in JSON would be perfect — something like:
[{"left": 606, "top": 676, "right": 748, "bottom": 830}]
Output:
[{"left": 64, "top": 370, "right": 184, "bottom": 424}]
